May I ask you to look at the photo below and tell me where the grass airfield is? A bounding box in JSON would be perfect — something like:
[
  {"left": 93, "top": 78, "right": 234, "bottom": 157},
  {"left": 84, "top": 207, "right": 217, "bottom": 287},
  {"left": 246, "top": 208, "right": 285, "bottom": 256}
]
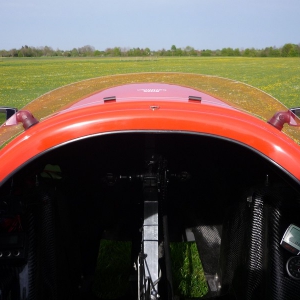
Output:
[{"left": 1, "top": 56, "right": 299, "bottom": 109}]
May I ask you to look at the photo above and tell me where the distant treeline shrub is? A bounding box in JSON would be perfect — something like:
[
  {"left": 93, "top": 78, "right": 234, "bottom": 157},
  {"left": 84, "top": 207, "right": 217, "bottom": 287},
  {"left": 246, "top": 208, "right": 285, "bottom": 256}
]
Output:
[{"left": 1, "top": 43, "right": 299, "bottom": 58}]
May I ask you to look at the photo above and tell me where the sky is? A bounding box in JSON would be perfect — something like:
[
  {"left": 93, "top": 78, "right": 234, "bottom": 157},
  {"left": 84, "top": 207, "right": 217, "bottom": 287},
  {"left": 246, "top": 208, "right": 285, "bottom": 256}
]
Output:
[{"left": 1, "top": 0, "right": 300, "bottom": 51}]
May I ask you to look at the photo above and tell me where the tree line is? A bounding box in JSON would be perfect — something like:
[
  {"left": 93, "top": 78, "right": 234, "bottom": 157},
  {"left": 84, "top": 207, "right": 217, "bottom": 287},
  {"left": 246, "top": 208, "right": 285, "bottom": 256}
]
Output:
[{"left": 1, "top": 43, "right": 300, "bottom": 58}]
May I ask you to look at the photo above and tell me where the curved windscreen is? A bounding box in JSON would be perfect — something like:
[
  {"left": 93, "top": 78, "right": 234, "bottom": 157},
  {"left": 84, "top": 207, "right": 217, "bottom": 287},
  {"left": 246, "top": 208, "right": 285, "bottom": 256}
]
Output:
[{"left": 1, "top": 72, "right": 299, "bottom": 147}]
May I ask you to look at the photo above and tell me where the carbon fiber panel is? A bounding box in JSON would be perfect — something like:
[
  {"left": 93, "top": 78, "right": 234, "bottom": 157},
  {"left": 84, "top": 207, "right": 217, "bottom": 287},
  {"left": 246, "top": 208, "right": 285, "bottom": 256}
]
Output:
[
  {"left": 220, "top": 185, "right": 300, "bottom": 300},
  {"left": 264, "top": 186, "right": 300, "bottom": 300}
]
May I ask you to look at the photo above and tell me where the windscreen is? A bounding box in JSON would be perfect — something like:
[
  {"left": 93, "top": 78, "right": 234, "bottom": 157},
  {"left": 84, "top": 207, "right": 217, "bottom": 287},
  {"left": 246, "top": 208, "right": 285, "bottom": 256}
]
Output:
[{"left": 1, "top": 72, "right": 300, "bottom": 147}]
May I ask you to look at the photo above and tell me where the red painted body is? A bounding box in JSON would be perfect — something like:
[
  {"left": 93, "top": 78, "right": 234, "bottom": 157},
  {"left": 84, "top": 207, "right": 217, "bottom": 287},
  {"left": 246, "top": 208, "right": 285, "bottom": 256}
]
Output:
[{"left": 0, "top": 82, "right": 300, "bottom": 183}]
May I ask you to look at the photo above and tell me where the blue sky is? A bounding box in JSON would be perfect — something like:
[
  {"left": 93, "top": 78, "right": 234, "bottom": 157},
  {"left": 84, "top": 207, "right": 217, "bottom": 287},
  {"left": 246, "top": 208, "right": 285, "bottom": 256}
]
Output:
[{"left": 1, "top": 0, "right": 299, "bottom": 51}]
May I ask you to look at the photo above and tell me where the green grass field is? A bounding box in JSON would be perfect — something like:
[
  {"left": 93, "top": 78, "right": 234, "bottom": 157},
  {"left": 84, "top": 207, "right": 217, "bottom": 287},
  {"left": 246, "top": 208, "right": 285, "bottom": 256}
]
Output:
[{"left": 1, "top": 57, "right": 299, "bottom": 109}]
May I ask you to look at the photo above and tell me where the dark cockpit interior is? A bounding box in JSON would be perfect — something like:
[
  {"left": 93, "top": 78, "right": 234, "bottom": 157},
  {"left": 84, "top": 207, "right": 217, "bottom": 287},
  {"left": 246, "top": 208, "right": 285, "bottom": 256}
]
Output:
[{"left": 1, "top": 132, "right": 300, "bottom": 299}]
